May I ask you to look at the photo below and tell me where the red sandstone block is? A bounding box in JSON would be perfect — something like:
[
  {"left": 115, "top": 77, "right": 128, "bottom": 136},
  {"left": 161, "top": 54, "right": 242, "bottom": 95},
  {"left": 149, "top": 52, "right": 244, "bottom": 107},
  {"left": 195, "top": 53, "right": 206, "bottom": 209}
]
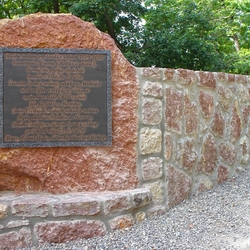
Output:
[
  {"left": 164, "top": 68, "right": 175, "bottom": 82},
  {"left": 230, "top": 101, "right": 242, "bottom": 142},
  {"left": 109, "top": 214, "right": 134, "bottom": 230},
  {"left": 184, "top": 94, "right": 198, "bottom": 134},
  {"left": 199, "top": 91, "right": 214, "bottom": 118},
  {"left": 52, "top": 195, "right": 101, "bottom": 217},
  {"left": 218, "top": 85, "right": 233, "bottom": 111},
  {"left": 141, "top": 157, "right": 163, "bottom": 181},
  {"left": 198, "top": 71, "right": 216, "bottom": 89},
  {"left": 165, "top": 133, "right": 172, "bottom": 161},
  {"left": 218, "top": 165, "right": 229, "bottom": 184},
  {"left": 11, "top": 196, "right": 56, "bottom": 217},
  {"left": 167, "top": 164, "right": 191, "bottom": 208},
  {"left": 142, "top": 81, "right": 162, "bottom": 97},
  {"left": 34, "top": 220, "right": 106, "bottom": 244},
  {"left": 197, "top": 134, "right": 218, "bottom": 174},
  {"left": 216, "top": 72, "right": 226, "bottom": 82},
  {"left": 166, "top": 87, "right": 183, "bottom": 134},
  {"left": 235, "top": 74, "right": 247, "bottom": 84},
  {"left": 102, "top": 193, "right": 131, "bottom": 215},
  {"left": 211, "top": 105, "right": 225, "bottom": 138},
  {"left": 176, "top": 68, "right": 198, "bottom": 85},
  {"left": 176, "top": 138, "right": 197, "bottom": 173},
  {"left": 142, "top": 97, "right": 162, "bottom": 125},
  {"left": 227, "top": 74, "right": 235, "bottom": 83},
  {"left": 142, "top": 68, "right": 162, "bottom": 79},
  {"left": 0, "top": 228, "right": 32, "bottom": 249},
  {"left": 219, "top": 142, "right": 236, "bottom": 166}
]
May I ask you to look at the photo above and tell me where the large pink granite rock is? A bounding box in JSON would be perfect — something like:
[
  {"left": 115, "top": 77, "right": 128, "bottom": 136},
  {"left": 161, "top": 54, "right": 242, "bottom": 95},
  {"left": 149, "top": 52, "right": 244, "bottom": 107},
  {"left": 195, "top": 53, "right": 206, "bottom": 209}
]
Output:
[{"left": 0, "top": 14, "right": 139, "bottom": 193}]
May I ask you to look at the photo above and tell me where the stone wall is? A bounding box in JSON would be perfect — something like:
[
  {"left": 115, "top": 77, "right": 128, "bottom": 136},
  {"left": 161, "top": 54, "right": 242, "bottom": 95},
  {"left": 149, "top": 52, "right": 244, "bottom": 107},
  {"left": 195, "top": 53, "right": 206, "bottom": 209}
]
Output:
[
  {"left": 137, "top": 68, "right": 250, "bottom": 210},
  {"left": 0, "top": 13, "right": 250, "bottom": 248}
]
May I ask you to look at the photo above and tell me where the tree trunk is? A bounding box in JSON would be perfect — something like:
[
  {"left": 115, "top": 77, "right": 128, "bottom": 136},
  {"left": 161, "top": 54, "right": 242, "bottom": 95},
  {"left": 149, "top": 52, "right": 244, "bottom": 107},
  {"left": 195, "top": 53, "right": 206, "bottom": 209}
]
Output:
[
  {"left": 233, "top": 34, "right": 240, "bottom": 52},
  {"left": 104, "top": 13, "right": 121, "bottom": 49},
  {"left": 53, "top": 0, "right": 59, "bottom": 13}
]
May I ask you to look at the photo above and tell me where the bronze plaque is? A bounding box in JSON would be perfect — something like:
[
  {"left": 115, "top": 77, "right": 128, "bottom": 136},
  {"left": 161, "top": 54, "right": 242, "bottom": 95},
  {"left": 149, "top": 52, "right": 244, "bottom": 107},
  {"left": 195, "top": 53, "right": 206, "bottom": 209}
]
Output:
[{"left": 0, "top": 48, "right": 112, "bottom": 147}]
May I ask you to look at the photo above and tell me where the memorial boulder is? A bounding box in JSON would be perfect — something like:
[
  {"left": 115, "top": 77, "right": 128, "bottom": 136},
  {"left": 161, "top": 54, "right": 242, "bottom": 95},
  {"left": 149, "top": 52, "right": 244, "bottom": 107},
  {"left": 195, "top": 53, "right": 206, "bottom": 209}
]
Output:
[{"left": 0, "top": 13, "right": 139, "bottom": 193}]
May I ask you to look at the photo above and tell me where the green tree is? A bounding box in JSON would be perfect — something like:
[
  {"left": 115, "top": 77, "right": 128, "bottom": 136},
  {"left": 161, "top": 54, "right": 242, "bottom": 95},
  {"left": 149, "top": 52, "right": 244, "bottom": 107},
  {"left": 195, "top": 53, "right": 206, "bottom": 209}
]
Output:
[
  {"left": 0, "top": 0, "right": 73, "bottom": 18},
  {"left": 210, "top": 0, "right": 250, "bottom": 74},
  {"left": 135, "top": 0, "right": 226, "bottom": 71},
  {"left": 70, "top": 0, "right": 146, "bottom": 53},
  {"left": 29, "top": 0, "right": 73, "bottom": 14},
  {"left": 0, "top": 0, "right": 30, "bottom": 18}
]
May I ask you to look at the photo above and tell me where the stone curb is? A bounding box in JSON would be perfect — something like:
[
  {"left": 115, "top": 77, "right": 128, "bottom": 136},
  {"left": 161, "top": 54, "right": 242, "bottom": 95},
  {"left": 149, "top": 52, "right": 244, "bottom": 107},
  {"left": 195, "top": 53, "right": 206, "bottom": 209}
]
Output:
[{"left": 0, "top": 188, "right": 152, "bottom": 248}]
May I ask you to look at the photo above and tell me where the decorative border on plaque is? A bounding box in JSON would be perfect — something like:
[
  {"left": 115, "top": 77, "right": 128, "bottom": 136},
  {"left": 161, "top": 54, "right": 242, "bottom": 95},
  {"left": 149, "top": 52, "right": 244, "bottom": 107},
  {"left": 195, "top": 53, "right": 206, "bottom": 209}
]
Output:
[{"left": 0, "top": 48, "right": 112, "bottom": 148}]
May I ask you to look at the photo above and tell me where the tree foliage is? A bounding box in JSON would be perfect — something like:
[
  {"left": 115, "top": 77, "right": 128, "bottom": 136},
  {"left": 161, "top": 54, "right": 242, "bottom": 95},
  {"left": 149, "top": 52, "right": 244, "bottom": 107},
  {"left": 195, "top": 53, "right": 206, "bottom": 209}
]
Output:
[
  {"left": 70, "top": 0, "right": 146, "bottom": 52},
  {"left": 0, "top": 0, "right": 249, "bottom": 74},
  {"left": 136, "top": 0, "right": 225, "bottom": 71}
]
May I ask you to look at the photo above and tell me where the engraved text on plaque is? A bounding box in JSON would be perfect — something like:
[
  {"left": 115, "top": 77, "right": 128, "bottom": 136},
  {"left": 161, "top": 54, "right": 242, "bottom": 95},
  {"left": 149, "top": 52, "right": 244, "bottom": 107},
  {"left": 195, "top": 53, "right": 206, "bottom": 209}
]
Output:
[{"left": 0, "top": 48, "right": 112, "bottom": 147}]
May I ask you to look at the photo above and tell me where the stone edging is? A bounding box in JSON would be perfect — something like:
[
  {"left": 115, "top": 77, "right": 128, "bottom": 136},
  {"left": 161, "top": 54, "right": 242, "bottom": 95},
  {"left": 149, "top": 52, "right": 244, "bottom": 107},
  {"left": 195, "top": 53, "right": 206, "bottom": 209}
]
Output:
[{"left": 0, "top": 188, "right": 152, "bottom": 247}]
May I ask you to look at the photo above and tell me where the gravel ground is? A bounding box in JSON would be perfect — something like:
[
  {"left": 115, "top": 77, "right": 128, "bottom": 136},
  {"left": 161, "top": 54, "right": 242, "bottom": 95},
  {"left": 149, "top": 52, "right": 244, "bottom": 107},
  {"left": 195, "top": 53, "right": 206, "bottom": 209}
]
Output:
[{"left": 28, "top": 167, "right": 250, "bottom": 250}]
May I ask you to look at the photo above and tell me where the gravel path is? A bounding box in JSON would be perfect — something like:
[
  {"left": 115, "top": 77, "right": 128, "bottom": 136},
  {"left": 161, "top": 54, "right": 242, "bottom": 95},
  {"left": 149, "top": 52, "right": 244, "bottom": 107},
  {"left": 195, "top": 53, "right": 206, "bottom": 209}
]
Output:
[{"left": 28, "top": 167, "right": 250, "bottom": 250}]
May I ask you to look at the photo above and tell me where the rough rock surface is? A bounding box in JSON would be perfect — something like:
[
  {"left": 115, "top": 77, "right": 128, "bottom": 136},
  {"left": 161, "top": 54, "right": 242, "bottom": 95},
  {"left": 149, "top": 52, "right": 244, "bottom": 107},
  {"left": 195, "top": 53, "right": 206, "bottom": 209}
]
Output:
[
  {"left": 230, "top": 100, "right": 242, "bottom": 142},
  {"left": 218, "top": 85, "right": 233, "bottom": 111},
  {"left": 167, "top": 164, "right": 191, "bottom": 208},
  {"left": 217, "top": 165, "right": 229, "bottom": 184},
  {"left": 142, "top": 97, "right": 162, "bottom": 125},
  {"left": 239, "top": 136, "right": 250, "bottom": 164},
  {"left": 142, "top": 81, "right": 162, "bottom": 97},
  {"left": 143, "top": 181, "right": 164, "bottom": 204},
  {"left": 198, "top": 71, "right": 216, "bottom": 89},
  {"left": 34, "top": 220, "right": 106, "bottom": 243},
  {"left": 199, "top": 91, "right": 214, "bottom": 118},
  {"left": 211, "top": 105, "right": 225, "bottom": 138},
  {"left": 176, "top": 68, "right": 197, "bottom": 85},
  {"left": 109, "top": 215, "right": 134, "bottom": 230},
  {"left": 165, "top": 133, "right": 172, "bottom": 161},
  {"left": 219, "top": 142, "right": 236, "bottom": 166},
  {"left": 0, "top": 13, "right": 139, "bottom": 193},
  {"left": 197, "top": 134, "right": 218, "bottom": 174},
  {"left": 140, "top": 128, "right": 162, "bottom": 155},
  {"left": 166, "top": 87, "right": 183, "bottom": 134},
  {"left": 0, "top": 228, "right": 32, "bottom": 249},
  {"left": 184, "top": 94, "right": 198, "bottom": 134},
  {"left": 176, "top": 138, "right": 197, "bottom": 173},
  {"left": 141, "top": 157, "right": 163, "bottom": 180}
]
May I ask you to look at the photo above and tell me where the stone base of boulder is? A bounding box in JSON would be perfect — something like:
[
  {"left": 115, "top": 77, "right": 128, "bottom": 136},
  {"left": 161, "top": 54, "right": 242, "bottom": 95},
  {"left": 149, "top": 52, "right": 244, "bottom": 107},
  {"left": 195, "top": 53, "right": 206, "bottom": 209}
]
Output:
[{"left": 0, "top": 188, "right": 152, "bottom": 248}]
